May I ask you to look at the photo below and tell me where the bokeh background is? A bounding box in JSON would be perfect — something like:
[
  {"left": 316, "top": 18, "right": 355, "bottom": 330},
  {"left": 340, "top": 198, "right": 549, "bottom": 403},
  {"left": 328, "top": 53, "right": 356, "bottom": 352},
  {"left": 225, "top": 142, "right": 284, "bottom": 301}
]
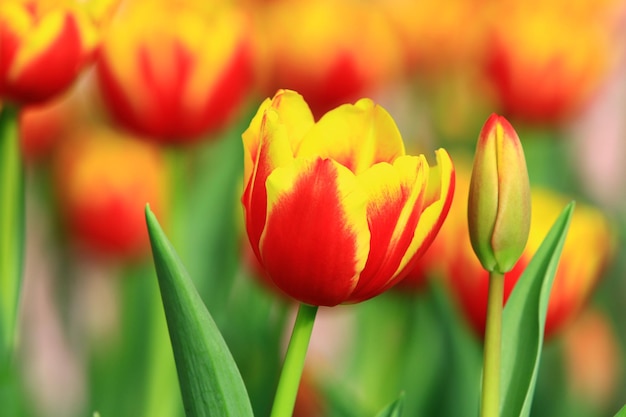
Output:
[{"left": 4, "top": 0, "right": 626, "bottom": 416}]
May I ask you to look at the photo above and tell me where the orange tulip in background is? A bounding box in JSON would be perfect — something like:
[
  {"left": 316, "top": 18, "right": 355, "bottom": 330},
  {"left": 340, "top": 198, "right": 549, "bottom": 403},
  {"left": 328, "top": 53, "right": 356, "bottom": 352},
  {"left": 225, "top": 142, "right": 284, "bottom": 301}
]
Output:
[
  {"left": 242, "top": 89, "right": 454, "bottom": 306},
  {"left": 376, "top": 0, "right": 486, "bottom": 77},
  {"left": 53, "top": 126, "right": 168, "bottom": 259},
  {"left": 254, "top": 0, "right": 402, "bottom": 119},
  {"left": 423, "top": 166, "right": 614, "bottom": 339},
  {"left": 96, "top": 1, "right": 253, "bottom": 143},
  {"left": 0, "top": 1, "right": 98, "bottom": 105},
  {"left": 18, "top": 91, "right": 80, "bottom": 163},
  {"left": 482, "top": 2, "right": 621, "bottom": 124},
  {"left": 563, "top": 308, "right": 621, "bottom": 410}
]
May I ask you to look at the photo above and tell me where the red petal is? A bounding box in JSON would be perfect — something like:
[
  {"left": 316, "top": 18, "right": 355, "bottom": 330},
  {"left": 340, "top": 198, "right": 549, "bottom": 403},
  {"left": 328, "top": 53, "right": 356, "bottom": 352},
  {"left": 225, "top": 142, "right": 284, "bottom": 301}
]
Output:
[{"left": 260, "top": 157, "right": 368, "bottom": 306}]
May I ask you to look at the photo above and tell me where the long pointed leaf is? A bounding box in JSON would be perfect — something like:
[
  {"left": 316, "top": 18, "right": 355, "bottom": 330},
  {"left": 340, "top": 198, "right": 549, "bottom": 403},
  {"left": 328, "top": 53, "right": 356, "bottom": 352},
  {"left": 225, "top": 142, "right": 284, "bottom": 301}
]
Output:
[
  {"left": 374, "top": 393, "right": 405, "bottom": 417},
  {"left": 500, "top": 202, "right": 575, "bottom": 417},
  {"left": 615, "top": 404, "right": 626, "bottom": 417},
  {"left": 145, "top": 206, "right": 253, "bottom": 417}
]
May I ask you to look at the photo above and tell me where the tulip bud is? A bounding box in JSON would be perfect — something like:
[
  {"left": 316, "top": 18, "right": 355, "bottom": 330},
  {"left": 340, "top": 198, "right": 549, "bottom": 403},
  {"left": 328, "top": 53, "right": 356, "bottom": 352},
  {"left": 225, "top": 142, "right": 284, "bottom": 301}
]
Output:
[{"left": 468, "top": 114, "right": 530, "bottom": 273}]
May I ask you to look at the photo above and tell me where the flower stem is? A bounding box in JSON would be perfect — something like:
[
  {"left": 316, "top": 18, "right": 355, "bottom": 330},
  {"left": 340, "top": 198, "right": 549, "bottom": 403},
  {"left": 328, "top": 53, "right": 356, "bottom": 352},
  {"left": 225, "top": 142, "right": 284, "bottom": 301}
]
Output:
[
  {"left": 270, "top": 303, "right": 318, "bottom": 417},
  {"left": 0, "top": 104, "right": 23, "bottom": 368},
  {"left": 480, "top": 271, "right": 504, "bottom": 417}
]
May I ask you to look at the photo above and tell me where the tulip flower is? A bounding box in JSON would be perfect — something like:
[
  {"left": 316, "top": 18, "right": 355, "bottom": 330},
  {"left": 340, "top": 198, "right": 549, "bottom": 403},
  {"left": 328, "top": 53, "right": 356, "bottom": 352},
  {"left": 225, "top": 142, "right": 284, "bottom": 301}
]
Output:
[
  {"left": 18, "top": 91, "right": 80, "bottom": 163},
  {"left": 376, "top": 0, "right": 486, "bottom": 76},
  {"left": 0, "top": 1, "right": 98, "bottom": 105},
  {"left": 483, "top": 2, "right": 618, "bottom": 124},
  {"left": 442, "top": 168, "right": 614, "bottom": 340},
  {"left": 242, "top": 89, "right": 454, "bottom": 307},
  {"left": 96, "top": 2, "right": 253, "bottom": 143},
  {"left": 468, "top": 113, "right": 530, "bottom": 274},
  {"left": 563, "top": 309, "right": 621, "bottom": 410},
  {"left": 53, "top": 126, "right": 168, "bottom": 259},
  {"left": 255, "top": 0, "right": 402, "bottom": 118}
]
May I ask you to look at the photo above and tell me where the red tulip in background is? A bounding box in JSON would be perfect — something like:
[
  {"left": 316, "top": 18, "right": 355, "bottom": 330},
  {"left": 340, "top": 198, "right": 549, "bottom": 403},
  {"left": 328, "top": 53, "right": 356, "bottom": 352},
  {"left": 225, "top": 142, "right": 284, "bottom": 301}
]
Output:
[
  {"left": 254, "top": 0, "right": 402, "bottom": 119},
  {"left": 0, "top": 1, "right": 98, "bottom": 105},
  {"left": 53, "top": 127, "right": 168, "bottom": 259},
  {"left": 18, "top": 93, "right": 78, "bottom": 163},
  {"left": 483, "top": 2, "right": 620, "bottom": 124},
  {"left": 96, "top": 1, "right": 253, "bottom": 143}
]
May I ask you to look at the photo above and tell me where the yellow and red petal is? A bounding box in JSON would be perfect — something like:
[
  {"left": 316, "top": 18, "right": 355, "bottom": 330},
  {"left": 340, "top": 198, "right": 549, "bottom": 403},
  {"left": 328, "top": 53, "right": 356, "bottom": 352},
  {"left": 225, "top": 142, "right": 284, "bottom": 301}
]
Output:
[
  {"left": 348, "top": 155, "right": 427, "bottom": 301},
  {"left": 296, "top": 98, "right": 405, "bottom": 174},
  {"left": 242, "top": 90, "right": 315, "bottom": 191},
  {"left": 242, "top": 107, "right": 298, "bottom": 258},
  {"left": 350, "top": 150, "right": 454, "bottom": 302},
  {"left": 394, "top": 149, "right": 455, "bottom": 280},
  {"left": 242, "top": 97, "right": 273, "bottom": 188},
  {"left": 260, "top": 157, "right": 370, "bottom": 306}
]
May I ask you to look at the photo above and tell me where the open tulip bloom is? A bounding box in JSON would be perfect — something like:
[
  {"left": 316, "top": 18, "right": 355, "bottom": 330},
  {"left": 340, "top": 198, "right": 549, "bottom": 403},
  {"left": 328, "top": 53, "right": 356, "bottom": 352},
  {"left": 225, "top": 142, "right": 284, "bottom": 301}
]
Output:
[
  {"left": 237, "top": 89, "right": 452, "bottom": 416},
  {"left": 242, "top": 89, "right": 455, "bottom": 307}
]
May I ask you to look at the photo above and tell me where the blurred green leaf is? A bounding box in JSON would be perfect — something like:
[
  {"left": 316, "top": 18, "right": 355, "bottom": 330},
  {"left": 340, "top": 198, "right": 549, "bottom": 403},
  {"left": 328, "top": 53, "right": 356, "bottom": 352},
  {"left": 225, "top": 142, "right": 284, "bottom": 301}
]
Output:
[
  {"left": 615, "top": 404, "right": 626, "bottom": 417},
  {"left": 500, "top": 202, "right": 575, "bottom": 417},
  {"left": 374, "top": 393, "right": 405, "bottom": 417},
  {"left": 183, "top": 115, "right": 246, "bottom": 316},
  {"left": 0, "top": 104, "right": 24, "bottom": 365},
  {"left": 145, "top": 206, "right": 253, "bottom": 417}
]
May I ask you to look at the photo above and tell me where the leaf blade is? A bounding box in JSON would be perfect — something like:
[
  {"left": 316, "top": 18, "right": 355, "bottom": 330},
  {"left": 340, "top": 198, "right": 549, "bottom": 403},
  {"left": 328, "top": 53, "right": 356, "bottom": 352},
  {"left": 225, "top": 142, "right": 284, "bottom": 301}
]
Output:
[
  {"left": 374, "top": 392, "right": 405, "bottom": 417},
  {"left": 499, "top": 202, "right": 575, "bottom": 417},
  {"left": 145, "top": 206, "right": 253, "bottom": 417},
  {"left": 614, "top": 404, "right": 626, "bottom": 417}
]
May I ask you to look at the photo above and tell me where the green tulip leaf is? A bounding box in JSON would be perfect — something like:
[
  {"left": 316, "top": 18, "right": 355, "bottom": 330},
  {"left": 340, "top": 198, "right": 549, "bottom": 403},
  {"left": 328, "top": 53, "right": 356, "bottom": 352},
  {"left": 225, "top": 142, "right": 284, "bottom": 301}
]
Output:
[
  {"left": 0, "top": 104, "right": 24, "bottom": 366},
  {"left": 374, "top": 393, "right": 405, "bottom": 417},
  {"left": 500, "top": 202, "right": 575, "bottom": 417},
  {"left": 145, "top": 206, "right": 253, "bottom": 417},
  {"left": 614, "top": 404, "right": 626, "bottom": 417}
]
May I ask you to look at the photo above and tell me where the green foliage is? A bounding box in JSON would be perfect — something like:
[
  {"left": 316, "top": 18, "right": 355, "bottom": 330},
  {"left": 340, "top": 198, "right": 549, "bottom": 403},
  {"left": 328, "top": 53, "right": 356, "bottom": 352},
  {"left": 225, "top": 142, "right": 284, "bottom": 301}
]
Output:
[
  {"left": 145, "top": 206, "right": 253, "bottom": 417},
  {"left": 374, "top": 392, "right": 405, "bottom": 417},
  {"left": 0, "top": 104, "right": 24, "bottom": 366},
  {"left": 614, "top": 404, "right": 626, "bottom": 417},
  {"left": 499, "top": 202, "right": 575, "bottom": 417}
]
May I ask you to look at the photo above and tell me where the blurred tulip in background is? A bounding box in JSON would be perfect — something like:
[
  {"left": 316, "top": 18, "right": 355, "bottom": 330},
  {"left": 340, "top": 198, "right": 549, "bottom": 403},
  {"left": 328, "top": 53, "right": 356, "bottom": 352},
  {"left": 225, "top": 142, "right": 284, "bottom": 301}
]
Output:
[
  {"left": 52, "top": 126, "right": 168, "bottom": 259},
  {"left": 563, "top": 308, "right": 622, "bottom": 412},
  {"left": 376, "top": 0, "right": 487, "bottom": 78},
  {"left": 482, "top": 1, "right": 623, "bottom": 124},
  {"left": 18, "top": 91, "right": 79, "bottom": 163},
  {"left": 96, "top": 0, "right": 253, "bottom": 143},
  {"left": 253, "top": 0, "right": 402, "bottom": 118},
  {"left": 0, "top": 0, "right": 98, "bottom": 105}
]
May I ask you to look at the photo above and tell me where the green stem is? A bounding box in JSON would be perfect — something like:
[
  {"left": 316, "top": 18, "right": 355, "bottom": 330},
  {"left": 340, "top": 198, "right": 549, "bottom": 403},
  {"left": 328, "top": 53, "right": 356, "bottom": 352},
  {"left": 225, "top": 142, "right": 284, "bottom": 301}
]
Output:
[
  {"left": 480, "top": 271, "right": 504, "bottom": 417},
  {"left": 270, "top": 303, "right": 318, "bottom": 417},
  {"left": 0, "top": 104, "right": 23, "bottom": 367}
]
